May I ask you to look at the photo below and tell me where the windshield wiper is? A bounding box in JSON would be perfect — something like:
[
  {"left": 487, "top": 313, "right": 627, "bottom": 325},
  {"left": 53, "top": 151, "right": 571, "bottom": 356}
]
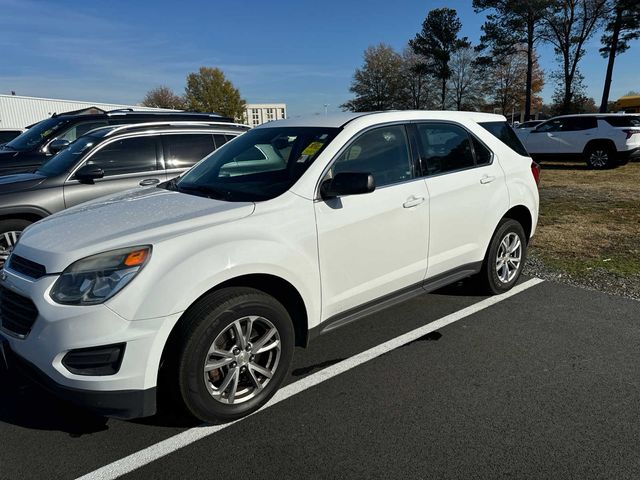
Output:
[{"left": 176, "top": 183, "right": 232, "bottom": 200}]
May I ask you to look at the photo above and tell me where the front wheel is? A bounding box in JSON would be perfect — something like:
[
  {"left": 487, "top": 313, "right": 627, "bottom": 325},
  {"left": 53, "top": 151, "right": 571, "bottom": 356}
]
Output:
[
  {"left": 0, "top": 218, "right": 32, "bottom": 266},
  {"left": 175, "top": 287, "right": 294, "bottom": 423},
  {"left": 477, "top": 218, "right": 527, "bottom": 295}
]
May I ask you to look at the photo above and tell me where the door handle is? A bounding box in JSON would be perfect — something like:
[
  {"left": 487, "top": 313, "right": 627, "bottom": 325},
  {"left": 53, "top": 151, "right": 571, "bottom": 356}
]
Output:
[
  {"left": 139, "top": 178, "right": 160, "bottom": 186},
  {"left": 480, "top": 175, "right": 496, "bottom": 184},
  {"left": 403, "top": 196, "right": 425, "bottom": 208}
]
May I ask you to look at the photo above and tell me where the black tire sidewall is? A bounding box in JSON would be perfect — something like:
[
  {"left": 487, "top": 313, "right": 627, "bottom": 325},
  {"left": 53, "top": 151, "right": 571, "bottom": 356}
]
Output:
[
  {"left": 0, "top": 218, "right": 32, "bottom": 238},
  {"left": 178, "top": 291, "right": 294, "bottom": 423},
  {"left": 484, "top": 219, "right": 527, "bottom": 294}
]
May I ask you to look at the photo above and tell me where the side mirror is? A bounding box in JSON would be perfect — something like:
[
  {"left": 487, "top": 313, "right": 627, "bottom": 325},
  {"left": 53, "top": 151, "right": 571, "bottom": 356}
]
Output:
[
  {"left": 320, "top": 172, "right": 375, "bottom": 199},
  {"left": 74, "top": 164, "right": 104, "bottom": 183},
  {"left": 49, "top": 138, "right": 71, "bottom": 154}
]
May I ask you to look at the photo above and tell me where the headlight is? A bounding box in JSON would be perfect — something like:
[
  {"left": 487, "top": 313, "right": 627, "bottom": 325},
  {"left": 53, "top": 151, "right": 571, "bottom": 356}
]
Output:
[{"left": 50, "top": 246, "right": 151, "bottom": 305}]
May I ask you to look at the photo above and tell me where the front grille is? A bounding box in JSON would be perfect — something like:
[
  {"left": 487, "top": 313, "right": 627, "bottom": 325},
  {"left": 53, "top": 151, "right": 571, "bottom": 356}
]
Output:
[
  {"left": 0, "top": 285, "right": 38, "bottom": 337},
  {"left": 7, "top": 254, "right": 47, "bottom": 280}
]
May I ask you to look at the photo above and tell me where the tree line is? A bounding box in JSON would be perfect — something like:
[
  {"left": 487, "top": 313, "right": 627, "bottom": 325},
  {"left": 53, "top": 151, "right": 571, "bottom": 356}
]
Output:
[
  {"left": 142, "top": 67, "right": 246, "bottom": 120},
  {"left": 342, "top": 0, "right": 640, "bottom": 119}
]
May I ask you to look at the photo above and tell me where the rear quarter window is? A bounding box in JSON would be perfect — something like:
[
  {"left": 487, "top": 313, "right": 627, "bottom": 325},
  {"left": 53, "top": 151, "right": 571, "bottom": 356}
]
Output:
[
  {"left": 479, "top": 121, "right": 529, "bottom": 157},
  {"left": 604, "top": 116, "right": 640, "bottom": 127}
]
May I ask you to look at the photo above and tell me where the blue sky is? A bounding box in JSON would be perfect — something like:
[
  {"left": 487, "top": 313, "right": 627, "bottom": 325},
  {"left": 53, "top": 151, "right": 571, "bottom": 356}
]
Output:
[{"left": 0, "top": 0, "right": 638, "bottom": 116}]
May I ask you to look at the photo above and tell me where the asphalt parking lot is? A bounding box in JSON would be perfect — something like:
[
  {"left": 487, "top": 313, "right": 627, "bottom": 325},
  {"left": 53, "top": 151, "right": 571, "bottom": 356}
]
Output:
[{"left": 2, "top": 277, "right": 640, "bottom": 480}]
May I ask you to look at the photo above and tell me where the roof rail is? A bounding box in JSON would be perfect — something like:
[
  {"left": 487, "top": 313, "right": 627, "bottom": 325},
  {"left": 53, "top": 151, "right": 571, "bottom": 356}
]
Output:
[
  {"left": 106, "top": 108, "right": 135, "bottom": 113},
  {"left": 99, "top": 121, "right": 251, "bottom": 137}
]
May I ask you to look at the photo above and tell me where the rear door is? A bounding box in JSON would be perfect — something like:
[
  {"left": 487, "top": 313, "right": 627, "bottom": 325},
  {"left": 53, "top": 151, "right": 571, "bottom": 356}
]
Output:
[
  {"left": 63, "top": 135, "right": 163, "bottom": 208},
  {"left": 413, "top": 122, "right": 509, "bottom": 278}
]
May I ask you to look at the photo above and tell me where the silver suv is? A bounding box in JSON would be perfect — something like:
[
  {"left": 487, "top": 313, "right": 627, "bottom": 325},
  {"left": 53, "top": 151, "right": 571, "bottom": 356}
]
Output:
[{"left": 0, "top": 121, "right": 249, "bottom": 262}]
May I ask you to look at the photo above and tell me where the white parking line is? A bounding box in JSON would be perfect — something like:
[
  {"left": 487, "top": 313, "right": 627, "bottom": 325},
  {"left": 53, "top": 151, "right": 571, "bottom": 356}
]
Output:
[{"left": 77, "top": 278, "right": 544, "bottom": 480}]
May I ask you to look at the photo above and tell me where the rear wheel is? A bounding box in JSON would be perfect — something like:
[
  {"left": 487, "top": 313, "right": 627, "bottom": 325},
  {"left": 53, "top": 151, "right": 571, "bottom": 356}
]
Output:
[
  {"left": 477, "top": 218, "right": 527, "bottom": 295},
  {"left": 585, "top": 144, "right": 615, "bottom": 169},
  {"left": 0, "top": 218, "right": 32, "bottom": 266},
  {"left": 174, "top": 287, "right": 294, "bottom": 423}
]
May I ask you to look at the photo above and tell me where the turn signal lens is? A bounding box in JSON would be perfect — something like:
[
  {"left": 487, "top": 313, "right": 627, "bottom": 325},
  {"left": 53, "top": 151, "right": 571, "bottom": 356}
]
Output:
[{"left": 124, "top": 249, "right": 148, "bottom": 267}]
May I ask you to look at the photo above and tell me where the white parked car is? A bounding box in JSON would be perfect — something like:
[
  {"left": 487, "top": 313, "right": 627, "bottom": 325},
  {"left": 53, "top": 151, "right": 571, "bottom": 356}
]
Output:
[
  {"left": 517, "top": 114, "right": 640, "bottom": 168},
  {"left": 0, "top": 111, "right": 539, "bottom": 422}
]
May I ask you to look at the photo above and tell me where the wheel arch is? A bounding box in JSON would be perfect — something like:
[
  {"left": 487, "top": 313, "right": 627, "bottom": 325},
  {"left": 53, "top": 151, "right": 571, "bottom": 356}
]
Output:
[
  {"left": 583, "top": 138, "right": 617, "bottom": 154},
  {"left": 159, "top": 273, "right": 309, "bottom": 377},
  {"left": 502, "top": 205, "right": 533, "bottom": 243}
]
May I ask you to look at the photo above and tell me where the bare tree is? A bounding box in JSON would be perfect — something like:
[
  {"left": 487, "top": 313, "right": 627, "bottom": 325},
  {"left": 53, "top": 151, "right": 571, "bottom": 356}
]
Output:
[
  {"left": 142, "top": 86, "right": 185, "bottom": 109},
  {"left": 401, "top": 47, "right": 435, "bottom": 110},
  {"left": 485, "top": 45, "right": 545, "bottom": 116},
  {"left": 541, "top": 0, "right": 609, "bottom": 114},
  {"left": 447, "top": 47, "right": 486, "bottom": 111}
]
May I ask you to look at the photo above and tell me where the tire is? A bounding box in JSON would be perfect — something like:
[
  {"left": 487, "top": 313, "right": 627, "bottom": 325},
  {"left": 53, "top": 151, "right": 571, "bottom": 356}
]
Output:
[
  {"left": 477, "top": 218, "right": 527, "bottom": 295},
  {"left": 585, "top": 144, "right": 615, "bottom": 169},
  {"left": 0, "top": 218, "right": 33, "bottom": 266},
  {"left": 174, "top": 287, "right": 294, "bottom": 423}
]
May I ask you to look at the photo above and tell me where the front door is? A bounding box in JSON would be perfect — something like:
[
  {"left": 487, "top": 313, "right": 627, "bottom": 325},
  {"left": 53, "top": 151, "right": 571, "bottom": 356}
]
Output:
[{"left": 314, "top": 124, "right": 430, "bottom": 320}]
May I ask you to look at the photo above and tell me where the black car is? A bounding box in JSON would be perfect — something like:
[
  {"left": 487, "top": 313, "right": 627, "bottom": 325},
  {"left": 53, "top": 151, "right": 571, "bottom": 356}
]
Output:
[
  {"left": 0, "top": 121, "right": 249, "bottom": 262},
  {"left": 0, "top": 108, "right": 233, "bottom": 175}
]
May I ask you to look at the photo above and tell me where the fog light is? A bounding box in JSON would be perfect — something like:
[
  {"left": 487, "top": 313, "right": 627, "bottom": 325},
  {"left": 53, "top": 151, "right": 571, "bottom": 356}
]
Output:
[{"left": 62, "top": 343, "right": 126, "bottom": 376}]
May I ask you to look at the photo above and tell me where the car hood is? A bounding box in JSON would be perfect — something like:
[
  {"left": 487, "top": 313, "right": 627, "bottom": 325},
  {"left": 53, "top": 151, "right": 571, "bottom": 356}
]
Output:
[
  {"left": 0, "top": 173, "right": 47, "bottom": 193},
  {"left": 15, "top": 187, "right": 255, "bottom": 272}
]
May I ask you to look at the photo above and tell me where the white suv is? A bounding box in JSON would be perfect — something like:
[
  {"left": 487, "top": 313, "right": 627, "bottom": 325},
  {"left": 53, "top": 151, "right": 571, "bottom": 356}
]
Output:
[
  {"left": 0, "top": 111, "right": 539, "bottom": 422},
  {"left": 517, "top": 114, "right": 640, "bottom": 168}
]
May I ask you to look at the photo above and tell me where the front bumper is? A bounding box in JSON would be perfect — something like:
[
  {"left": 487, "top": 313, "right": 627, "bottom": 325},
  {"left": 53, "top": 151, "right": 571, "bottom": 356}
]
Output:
[
  {"left": 0, "top": 267, "right": 182, "bottom": 418},
  {"left": 1, "top": 336, "right": 155, "bottom": 419}
]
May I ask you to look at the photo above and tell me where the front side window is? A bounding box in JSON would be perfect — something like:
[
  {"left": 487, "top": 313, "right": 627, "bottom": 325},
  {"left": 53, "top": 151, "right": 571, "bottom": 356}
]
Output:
[
  {"left": 82, "top": 136, "right": 158, "bottom": 177},
  {"left": 163, "top": 134, "right": 215, "bottom": 169},
  {"left": 175, "top": 126, "right": 339, "bottom": 201},
  {"left": 330, "top": 125, "right": 413, "bottom": 187},
  {"left": 416, "top": 123, "right": 474, "bottom": 175}
]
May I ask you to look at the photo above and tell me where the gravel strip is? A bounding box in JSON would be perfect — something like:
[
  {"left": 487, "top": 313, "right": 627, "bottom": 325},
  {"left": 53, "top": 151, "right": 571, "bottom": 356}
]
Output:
[{"left": 524, "top": 251, "right": 640, "bottom": 301}]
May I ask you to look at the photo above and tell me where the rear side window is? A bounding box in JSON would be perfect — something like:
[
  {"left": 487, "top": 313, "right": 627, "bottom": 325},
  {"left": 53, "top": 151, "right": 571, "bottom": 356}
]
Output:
[
  {"left": 163, "top": 134, "right": 215, "bottom": 169},
  {"left": 604, "top": 116, "right": 640, "bottom": 127},
  {"left": 416, "top": 123, "right": 475, "bottom": 175},
  {"left": 84, "top": 136, "right": 158, "bottom": 176},
  {"left": 479, "top": 121, "right": 529, "bottom": 157},
  {"left": 561, "top": 116, "right": 597, "bottom": 131}
]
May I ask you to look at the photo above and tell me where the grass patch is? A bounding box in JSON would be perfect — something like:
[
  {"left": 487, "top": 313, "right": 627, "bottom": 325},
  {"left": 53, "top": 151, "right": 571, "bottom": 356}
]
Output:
[{"left": 528, "top": 161, "right": 640, "bottom": 297}]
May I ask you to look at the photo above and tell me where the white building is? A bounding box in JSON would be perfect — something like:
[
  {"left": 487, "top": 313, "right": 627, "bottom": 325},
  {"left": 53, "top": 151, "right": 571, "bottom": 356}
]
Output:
[
  {"left": 244, "top": 103, "right": 287, "bottom": 127},
  {"left": 0, "top": 94, "right": 168, "bottom": 129}
]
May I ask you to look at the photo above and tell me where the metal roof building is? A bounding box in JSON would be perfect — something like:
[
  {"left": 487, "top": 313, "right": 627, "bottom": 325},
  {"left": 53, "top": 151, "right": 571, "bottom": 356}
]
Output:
[{"left": 0, "top": 94, "right": 172, "bottom": 129}]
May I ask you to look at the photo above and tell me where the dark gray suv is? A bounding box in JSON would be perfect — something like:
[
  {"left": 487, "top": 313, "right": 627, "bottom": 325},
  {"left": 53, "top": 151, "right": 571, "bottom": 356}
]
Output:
[{"left": 0, "top": 121, "right": 249, "bottom": 261}]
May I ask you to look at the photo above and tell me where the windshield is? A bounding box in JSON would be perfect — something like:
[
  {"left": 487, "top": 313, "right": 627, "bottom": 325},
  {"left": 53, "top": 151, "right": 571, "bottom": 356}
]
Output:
[
  {"left": 174, "top": 126, "right": 339, "bottom": 202},
  {"left": 4, "top": 117, "right": 69, "bottom": 151},
  {"left": 36, "top": 135, "right": 100, "bottom": 177}
]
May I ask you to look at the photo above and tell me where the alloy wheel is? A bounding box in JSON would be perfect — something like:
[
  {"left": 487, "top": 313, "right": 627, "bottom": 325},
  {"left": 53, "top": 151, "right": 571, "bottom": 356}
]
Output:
[
  {"left": 589, "top": 150, "right": 608, "bottom": 168},
  {"left": 203, "top": 315, "right": 281, "bottom": 405},
  {"left": 496, "top": 232, "right": 522, "bottom": 284},
  {"left": 0, "top": 231, "right": 20, "bottom": 265}
]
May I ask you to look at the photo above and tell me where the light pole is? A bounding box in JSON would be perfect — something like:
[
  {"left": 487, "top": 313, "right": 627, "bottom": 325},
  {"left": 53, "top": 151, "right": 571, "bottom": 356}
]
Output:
[{"left": 324, "top": 104, "right": 329, "bottom": 116}]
